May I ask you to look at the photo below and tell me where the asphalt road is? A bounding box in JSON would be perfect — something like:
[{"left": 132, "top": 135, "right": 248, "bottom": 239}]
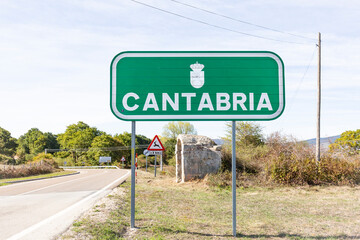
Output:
[{"left": 0, "top": 168, "right": 130, "bottom": 240}]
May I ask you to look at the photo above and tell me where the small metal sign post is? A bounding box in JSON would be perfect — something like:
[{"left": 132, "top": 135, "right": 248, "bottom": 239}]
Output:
[
  {"left": 121, "top": 156, "right": 126, "bottom": 168},
  {"left": 154, "top": 155, "right": 157, "bottom": 177},
  {"left": 147, "top": 135, "right": 165, "bottom": 177},
  {"left": 160, "top": 154, "right": 163, "bottom": 171},
  {"left": 110, "top": 51, "right": 285, "bottom": 236},
  {"left": 143, "top": 150, "right": 150, "bottom": 172}
]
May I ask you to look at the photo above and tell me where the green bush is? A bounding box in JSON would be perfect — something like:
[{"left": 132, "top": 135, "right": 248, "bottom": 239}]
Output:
[
  {"left": 0, "top": 154, "right": 14, "bottom": 164},
  {"left": 54, "top": 157, "right": 74, "bottom": 166}
]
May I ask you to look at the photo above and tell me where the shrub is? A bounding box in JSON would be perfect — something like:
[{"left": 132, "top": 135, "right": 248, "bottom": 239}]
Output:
[
  {"left": 266, "top": 133, "right": 360, "bottom": 185},
  {"left": 205, "top": 171, "right": 232, "bottom": 189},
  {"left": 220, "top": 144, "right": 266, "bottom": 174},
  {"left": 217, "top": 131, "right": 360, "bottom": 186},
  {"left": 0, "top": 154, "right": 14, "bottom": 164},
  {"left": 0, "top": 163, "right": 56, "bottom": 179},
  {"left": 318, "top": 155, "right": 360, "bottom": 185}
]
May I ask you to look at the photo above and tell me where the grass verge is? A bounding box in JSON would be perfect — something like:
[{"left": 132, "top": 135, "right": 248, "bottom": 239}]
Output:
[
  {"left": 0, "top": 170, "right": 77, "bottom": 185},
  {"left": 62, "top": 169, "right": 360, "bottom": 239}
]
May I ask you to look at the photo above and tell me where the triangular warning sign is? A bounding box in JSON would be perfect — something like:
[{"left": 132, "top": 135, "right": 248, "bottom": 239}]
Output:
[{"left": 147, "top": 135, "right": 165, "bottom": 151}]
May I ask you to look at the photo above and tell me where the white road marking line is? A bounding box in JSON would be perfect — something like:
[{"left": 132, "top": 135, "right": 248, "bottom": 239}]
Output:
[
  {"left": 0, "top": 171, "right": 88, "bottom": 189},
  {"left": 7, "top": 170, "right": 130, "bottom": 240},
  {"left": 17, "top": 171, "right": 107, "bottom": 196}
]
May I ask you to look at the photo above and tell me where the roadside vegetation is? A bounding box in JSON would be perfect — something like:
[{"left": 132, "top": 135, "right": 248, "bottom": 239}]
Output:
[
  {"left": 0, "top": 159, "right": 60, "bottom": 179},
  {"left": 209, "top": 123, "right": 360, "bottom": 187},
  {"left": 4, "top": 120, "right": 359, "bottom": 239},
  {"left": 62, "top": 169, "right": 360, "bottom": 239},
  {"left": 1, "top": 121, "right": 359, "bottom": 186}
]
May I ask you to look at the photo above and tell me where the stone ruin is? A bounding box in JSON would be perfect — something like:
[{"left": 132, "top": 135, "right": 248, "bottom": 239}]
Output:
[{"left": 175, "top": 134, "right": 222, "bottom": 183}]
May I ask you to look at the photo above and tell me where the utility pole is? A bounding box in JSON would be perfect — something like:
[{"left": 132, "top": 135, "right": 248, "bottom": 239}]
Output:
[{"left": 316, "top": 32, "right": 321, "bottom": 162}]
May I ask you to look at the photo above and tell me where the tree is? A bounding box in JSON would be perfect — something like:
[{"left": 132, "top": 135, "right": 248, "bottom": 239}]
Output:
[
  {"left": 16, "top": 128, "right": 60, "bottom": 162},
  {"left": 0, "top": 127, "right": 17, "bottom": 163},
  {"left": 329, "top": 129, "right": 360, "bottom": 155},
  {"left": 162, "top": 121, "right": 197, "bottom": 139},
  {"left": 161, "top": 122, "right": 197, "bottom": 165},
  {"left": 57, "top": 122, "right": 104, "bottom": 163},
  {"left": 163, "top": 138, "right": 177, "bottom": 165},
  {"left": 114, "top": 132, "right": 151, "bottom": 166},
  {"left": 17, "top": 128, "right": 45, "bottom": 155},
  {"left": 225, "top": 122, "right": 264, "bottom": 147},
  {"left": 57, "top": 122, "right": 103, "bottom": 150},
  {"left": 87, "top": 134, "right": 123, "bottom": 165},
  {"left": 44, "top": 132, "right": 60, "bottom": 150}
]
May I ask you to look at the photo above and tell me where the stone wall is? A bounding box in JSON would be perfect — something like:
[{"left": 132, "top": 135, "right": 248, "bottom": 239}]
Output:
[{"left": 176, "top": 134, "right": 221, "bottom": 183}]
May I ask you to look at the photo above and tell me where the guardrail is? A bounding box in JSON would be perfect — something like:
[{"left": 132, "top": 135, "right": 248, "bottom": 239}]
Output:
[{"left": 60, "top": 166, "right": 120, "bottom": 170}]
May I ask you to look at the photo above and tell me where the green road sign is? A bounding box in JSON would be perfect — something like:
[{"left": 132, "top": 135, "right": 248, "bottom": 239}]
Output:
[{"left": 110, "top": 51, "right": 285, "bottom": 121}]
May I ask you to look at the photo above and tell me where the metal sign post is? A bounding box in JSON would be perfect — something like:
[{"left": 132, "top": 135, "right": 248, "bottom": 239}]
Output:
[
  {"left": 154, "top": 155, "right": 157, "bottom": 177},
  {"left": 130, "top": 121, "right": 136, "bottom": 228},
  {"left": 160, "top": 154, "right": 163, "bottom": 171},
  {"left": 143, "top": 149, "right": 149, "bottom": 172},
  {"left": 232, "top": 121, "right": 237, "bottom": 236}
]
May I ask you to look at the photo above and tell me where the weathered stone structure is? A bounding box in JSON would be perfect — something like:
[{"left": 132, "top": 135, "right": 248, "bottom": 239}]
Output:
[{"left": 176, "top": 134, "right": 222, "bottom": 183}]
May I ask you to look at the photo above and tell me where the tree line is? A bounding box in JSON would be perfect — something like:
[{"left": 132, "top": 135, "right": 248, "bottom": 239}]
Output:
[
  {"left": 2, "top": 120, "right": 357, "bottom": 168},
  {"left": 0, "top": 121, "right": 152, "bottom": 166},
  {"left": 0, "top": 121, "right": 198, "bottom": 167}
]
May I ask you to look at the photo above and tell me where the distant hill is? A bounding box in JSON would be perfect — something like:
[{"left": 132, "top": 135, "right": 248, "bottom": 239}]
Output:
[
  {"left": 213, "top": 135, "right": 341, "bottom": 149},
  {"left": 305, "top": 135, "right": 340, "bottom": 148},
  {"left": 212, "top": 139, "right": 225, "bottom": 145}
]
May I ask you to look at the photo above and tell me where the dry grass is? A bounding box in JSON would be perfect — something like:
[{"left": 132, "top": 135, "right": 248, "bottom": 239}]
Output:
[
  {"left": 61, "top": 187, "right": 128, "bottom": 239},
  {"left": 62, "top": 168, "right": 360, "bottom": 239},
  {"left": 132, "top": 171, "right": 360, "bottom": 239},
  {"left": 0, "top": 162, "right": 57, "bottom": 179}
]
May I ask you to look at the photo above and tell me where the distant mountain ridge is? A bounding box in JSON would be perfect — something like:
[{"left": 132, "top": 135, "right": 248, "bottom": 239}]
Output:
[
  {"left": 213, "top": 135, "right": 341, "bottom": 148},
  {"left": 305, "top": 135, "right": 340, "bottom": 148}
]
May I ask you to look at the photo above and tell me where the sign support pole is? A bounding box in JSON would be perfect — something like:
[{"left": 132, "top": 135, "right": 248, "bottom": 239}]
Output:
[
  {"left": 232, "top": 121, "right": 237, "bottom": 237},
  {"left": 130, "top": 121, "right": 136, "bottom": 228},
  {"left": 160, "top": 154, "right": 163, "bottom": 171},
  {"left": 146, "top": 155, "right": 148, "bottom": 172},
  {"left": 154, "top": 155, "right": 157, "bottom": 177}
]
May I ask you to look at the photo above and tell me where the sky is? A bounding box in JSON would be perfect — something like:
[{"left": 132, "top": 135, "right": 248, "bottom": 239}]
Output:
[{"left": 0, "top": 0, "right": 359, "bottom": 141}]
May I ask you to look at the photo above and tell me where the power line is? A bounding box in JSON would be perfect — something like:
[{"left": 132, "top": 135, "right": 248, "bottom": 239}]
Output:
[
  {"left": 129, "top": 0, "right": 313, "bottom": 45},
  {"left": 45, "top": 144, "right": 149, "bottom": 153},
  {"left": 287, "top": 45, "right": 318, "bottom": 112},
  {"left": 169, "top": 0, "right": 316, "bottom": 42},
  {"left": 266, "top": 45, "right": 317, "bottom": 131}
]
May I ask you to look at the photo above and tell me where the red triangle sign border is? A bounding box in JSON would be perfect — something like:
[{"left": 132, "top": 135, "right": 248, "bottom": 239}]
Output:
[{"left": 147, "top": 135, "right": 165, "bottom": 151}]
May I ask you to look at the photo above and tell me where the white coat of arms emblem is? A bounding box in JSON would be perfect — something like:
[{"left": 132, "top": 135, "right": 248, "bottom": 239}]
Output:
[{"left": 190, "top": 62, "right": 204, "bottom": 88}]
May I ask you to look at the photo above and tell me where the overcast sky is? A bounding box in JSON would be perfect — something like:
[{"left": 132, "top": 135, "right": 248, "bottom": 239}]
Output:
[{"left": 0, "top": 0, "right": 359, "bottom": 140}]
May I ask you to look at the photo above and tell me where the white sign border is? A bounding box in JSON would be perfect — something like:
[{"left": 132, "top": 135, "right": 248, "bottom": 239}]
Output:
[{"left": 111, "top": 52, "right": 284, "bottom": 120}]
